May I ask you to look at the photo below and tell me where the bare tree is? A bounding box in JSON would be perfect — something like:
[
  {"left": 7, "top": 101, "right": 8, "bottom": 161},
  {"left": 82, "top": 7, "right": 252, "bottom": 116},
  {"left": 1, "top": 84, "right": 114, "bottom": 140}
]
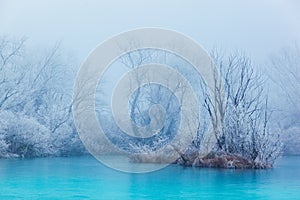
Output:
[
  {"left": 0, "top": 37, "right": 79, "bottom": 158},
  {"left": 95, "top": 47, "right": 198, "bottom": 161},
  {"left": 269, "top": 43, "right": 300, "bottom": 155},
  {"left": 202, "top": 51, "right": 282, "bottom": 167},
  {"left": 0, "top": 36, "right": 26, "bottom": 110},
  {"left": 270, "top": 43, "right": 300, "bottom": 125}
]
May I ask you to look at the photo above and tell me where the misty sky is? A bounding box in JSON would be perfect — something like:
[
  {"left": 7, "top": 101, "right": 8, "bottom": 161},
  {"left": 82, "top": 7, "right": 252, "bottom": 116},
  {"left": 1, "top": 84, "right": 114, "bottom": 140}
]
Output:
[{"left": 1, "top": 0, "right": 300, "bottom": 65}]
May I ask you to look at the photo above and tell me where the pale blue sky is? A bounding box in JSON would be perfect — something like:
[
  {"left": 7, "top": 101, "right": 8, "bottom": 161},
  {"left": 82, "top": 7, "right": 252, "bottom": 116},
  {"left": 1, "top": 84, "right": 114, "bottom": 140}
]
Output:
[{"left": 1, "top": 0, "right": 300, "bottom": 64}]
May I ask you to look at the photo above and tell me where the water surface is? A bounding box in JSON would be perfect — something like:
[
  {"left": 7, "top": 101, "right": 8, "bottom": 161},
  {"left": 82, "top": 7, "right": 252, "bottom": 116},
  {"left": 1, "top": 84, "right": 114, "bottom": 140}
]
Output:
[{"left": 0, "top": 156, "right": 299, "bottom": 199}]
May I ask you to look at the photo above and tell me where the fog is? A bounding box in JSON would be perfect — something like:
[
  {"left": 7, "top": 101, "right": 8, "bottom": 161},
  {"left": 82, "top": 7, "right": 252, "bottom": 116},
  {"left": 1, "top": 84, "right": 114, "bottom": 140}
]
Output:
[{"left": 1, "top": 0, "right": 300, "bottom": 63}]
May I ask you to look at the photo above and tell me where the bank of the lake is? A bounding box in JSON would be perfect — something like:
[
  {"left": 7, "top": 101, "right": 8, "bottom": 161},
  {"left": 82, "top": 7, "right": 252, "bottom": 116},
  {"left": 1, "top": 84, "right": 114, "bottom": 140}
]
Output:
[{"left": 0, "top": 156, "right": 299, "bottom": 199}]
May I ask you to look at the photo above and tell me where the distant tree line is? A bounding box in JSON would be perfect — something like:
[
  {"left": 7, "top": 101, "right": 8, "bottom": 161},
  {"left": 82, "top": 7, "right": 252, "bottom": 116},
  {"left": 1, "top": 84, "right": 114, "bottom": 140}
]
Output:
[{"left": 1, "top": 36, "right": 299, "bottom": 167}]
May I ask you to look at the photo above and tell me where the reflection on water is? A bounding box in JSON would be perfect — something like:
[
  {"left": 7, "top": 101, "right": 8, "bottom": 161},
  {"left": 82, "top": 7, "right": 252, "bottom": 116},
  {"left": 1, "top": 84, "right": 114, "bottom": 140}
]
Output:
[{"left": 0, "top": 156, "right": 299, "bottom": 199}]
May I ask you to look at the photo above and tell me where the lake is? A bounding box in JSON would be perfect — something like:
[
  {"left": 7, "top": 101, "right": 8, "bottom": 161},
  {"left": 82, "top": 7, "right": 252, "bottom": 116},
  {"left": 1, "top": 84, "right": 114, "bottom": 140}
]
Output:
[{"left": 0, "top": 156, "right": 299, "bottom": 199}]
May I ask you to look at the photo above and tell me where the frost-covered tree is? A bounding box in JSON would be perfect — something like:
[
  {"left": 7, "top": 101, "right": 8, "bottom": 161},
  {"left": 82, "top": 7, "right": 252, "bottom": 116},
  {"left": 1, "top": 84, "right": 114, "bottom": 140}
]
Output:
[
  {"left": 269, "top": 44, "right": 300, "bottom": 155},
  {"left": 270, "top": 44, "right": 300, "bottom": 122},
  {"left": 202, "top": 51, "right": 282, "bottom": 167},
  {"left": 0, "top": 37, "right": 27, "bottom": 111},
  {"left": 0, "top": 110, "right": 55, "bottom": 158},
  {"left": 96, "top": 49, "right": 182, "bottom": 153},
  {"left": 0, "top": 37, "right": 84, "bottom": 158},
  {"left": 95, "top": 47, "right": 202, "bottom": 161}
]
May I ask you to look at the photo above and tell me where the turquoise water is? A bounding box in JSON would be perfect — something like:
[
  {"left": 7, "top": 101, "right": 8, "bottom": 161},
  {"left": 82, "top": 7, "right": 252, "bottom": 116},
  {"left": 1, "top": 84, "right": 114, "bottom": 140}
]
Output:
[{"left": 0, "top": 156, "right": 299, "bottom": 199}]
